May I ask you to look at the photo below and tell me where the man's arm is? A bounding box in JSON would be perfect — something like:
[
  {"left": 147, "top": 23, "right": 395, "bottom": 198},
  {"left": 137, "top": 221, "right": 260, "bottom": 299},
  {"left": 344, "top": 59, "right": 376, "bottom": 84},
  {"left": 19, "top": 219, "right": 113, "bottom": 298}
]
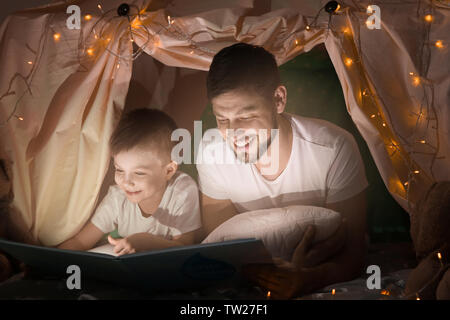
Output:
[
  {"left": 243, "top": 189, "right": 368, "bottom": 299},
  {"left": 300, "top": 189, "right": 368, "bottom": 292},
  {"left": 200, "top": 193, "right": 238, "bottom": 238}
]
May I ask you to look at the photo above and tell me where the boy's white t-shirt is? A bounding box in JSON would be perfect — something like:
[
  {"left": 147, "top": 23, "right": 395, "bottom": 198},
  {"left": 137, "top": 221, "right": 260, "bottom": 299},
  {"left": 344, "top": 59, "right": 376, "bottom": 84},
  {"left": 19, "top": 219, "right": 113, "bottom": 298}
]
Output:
[
  {"left": 196, "top": 113, "right": 369, "bottom": 212},
  {"left": 91, "top": 172, "right": 201, "bottom": 239}
]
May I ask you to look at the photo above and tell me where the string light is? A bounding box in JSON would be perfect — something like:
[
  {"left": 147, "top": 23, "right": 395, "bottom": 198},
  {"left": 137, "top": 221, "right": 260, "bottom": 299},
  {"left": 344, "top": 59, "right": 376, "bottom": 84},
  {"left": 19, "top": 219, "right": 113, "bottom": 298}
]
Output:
[
  {"left": 435, "top": 40, "right": 443, "bottom": 49},
  {"left": 53, "top": 33, "right": 61, "bottom": 41},
  {"left": 331, "top": 289, "right": 336, "bottom": 295},
  {"left": 414, "top": 170, "right": 420, "bottom": 174},
  {"left": 305, "top": 25, "right": 310, "bottom": 31},
  {"left": 86, "top": 48, "right": 94, "bottom": 56},
  {"left": 424, "top": 14, "right": 433, "bottom": 22},
  {"left": 266, "top": 291, "right": 271, "bottom": 299},
  {"left": 380, "top": 289, "right": 390, "bottom": 296},
  {"left": 412, "top": 76, "right": 421, "bottom": 86},
  {"left": 437, "top": 252, "right": 443, "bottom": 267},
  {"left": 295, "top": 39, "right": 300, "bottom": 46},
  {"left": 84, "top": 14, "right": 92, "bottom": 21},
  {"left": 344, "top": 57, "right": 353, "bottom": 66},
  {"left": 370, "top": 114, "right": 376, "bottom": 118},
  {"left": 27, "top": 61, "right": 33, "bottom": 65}
]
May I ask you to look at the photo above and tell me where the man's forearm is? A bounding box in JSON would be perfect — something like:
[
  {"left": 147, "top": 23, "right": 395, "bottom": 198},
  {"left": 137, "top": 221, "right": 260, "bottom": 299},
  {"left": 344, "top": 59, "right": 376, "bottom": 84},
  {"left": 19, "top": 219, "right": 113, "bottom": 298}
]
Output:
[
  {"left": 301, "top": 247, "right": 366, "bottom": 295},
  {"left": 127, "top": 233, "right": 184, "bottom": 252}
]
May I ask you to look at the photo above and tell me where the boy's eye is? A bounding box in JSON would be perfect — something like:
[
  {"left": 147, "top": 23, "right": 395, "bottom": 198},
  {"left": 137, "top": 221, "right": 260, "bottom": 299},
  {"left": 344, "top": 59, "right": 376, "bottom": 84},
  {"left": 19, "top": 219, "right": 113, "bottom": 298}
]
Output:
[
  {"left": 115, "top": 168, "right": 123, "bottom": 173},
  {"left": 239, "top": 117, "right": 254, "bottom": 121},
  {"left": 135, "top": 172, "right": 146, "bottom": 176}
]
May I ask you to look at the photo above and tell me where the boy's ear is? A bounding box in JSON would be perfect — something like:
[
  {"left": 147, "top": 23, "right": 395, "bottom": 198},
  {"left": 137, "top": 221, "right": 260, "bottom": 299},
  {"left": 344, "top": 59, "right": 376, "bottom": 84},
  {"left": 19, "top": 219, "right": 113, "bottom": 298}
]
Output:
[{"left": 165, "top": 161, "right": 178, "bottom": 181}]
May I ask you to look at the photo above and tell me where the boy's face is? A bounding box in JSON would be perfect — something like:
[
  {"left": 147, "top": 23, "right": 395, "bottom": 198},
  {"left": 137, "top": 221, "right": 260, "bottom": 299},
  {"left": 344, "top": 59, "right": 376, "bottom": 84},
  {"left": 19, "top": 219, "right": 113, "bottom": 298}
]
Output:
[
  {"left": 211, "top": 88, "right": 280, "bottom": 163},
  {"left": 113, "top": 146, "right": 171, "bottom": 204}
]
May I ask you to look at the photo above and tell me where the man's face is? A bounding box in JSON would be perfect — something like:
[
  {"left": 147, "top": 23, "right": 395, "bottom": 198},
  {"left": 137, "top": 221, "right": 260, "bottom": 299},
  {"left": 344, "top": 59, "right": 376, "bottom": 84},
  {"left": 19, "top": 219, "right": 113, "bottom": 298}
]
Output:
[
  {"left": 113, "top": 146, "right": 168, "bottom": 204},
  {"left": 211, "top": 89, "right": 278, "bottom": 163}
]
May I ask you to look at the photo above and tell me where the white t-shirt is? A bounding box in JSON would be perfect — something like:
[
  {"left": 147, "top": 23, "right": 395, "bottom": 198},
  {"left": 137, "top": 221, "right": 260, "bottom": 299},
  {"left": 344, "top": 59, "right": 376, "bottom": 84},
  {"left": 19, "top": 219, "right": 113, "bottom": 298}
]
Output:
[
  {"left": 196, "top": 113, "right": 369, "bottom": 212},
  {"left": 91, "top": 172, "right": 202, "bottom": 239}
]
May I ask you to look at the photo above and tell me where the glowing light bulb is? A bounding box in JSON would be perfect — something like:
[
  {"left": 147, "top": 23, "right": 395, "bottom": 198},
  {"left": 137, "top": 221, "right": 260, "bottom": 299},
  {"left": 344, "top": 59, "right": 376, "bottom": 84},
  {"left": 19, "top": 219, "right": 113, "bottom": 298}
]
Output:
[
  {"left": 404, "top": 181, "right": 409, "bottom": 186},
  {"left": 424, "top": 15, "right": 433, "bottom": 22},
  {"left": 86, "top": 48, "right": 94, "bottom": 56},
  {"left": 435, "top": 40, "right": 443, "bottom": 49},
  {"left": 345, "top": 58, "right": 353, "bottom": 66},
  {"left": 53, "top": 33, "right": 61, "bottom": 41},
  {"left": 305, "top": 25, "right": 310, "bottom": 31},
  {"left": 438, "top": 252, "right": 442, "bottom": 260},
  {"left": 27, "top": 61, "right": 33, "bottom": 65},
  {"left": 382, "top": 122, "right": 386, "bottom": 127},
  {"left": 266, "top": 291, "right": 271, "bottom": 299},
  {"left": 84, "top": 14, "right": 92, "bottom": 21},
  {"left": 295, "top": 39, "right": 299, "bottom": 46},
  {"left": 413, "top": 76, "right": 420, "bottom": 86},
  {"left": 370, "top": 114, "right": 376, "bottom": 118},
  {"left": 380, "top": 290, "right": 390, "bottom": 296},
  {"left": 414, "top": 170, "right": 420, "bottom": 174},
  {"left": 409, "top": 72, "right": 414, "bottom": 76},
  {"left": 343, "top": 27, "right": 350, "bottom": 34},
  {"left": 332, "top": 289, "right": 336, "bottom": 295},
  {"left": 18, "top": 116, "right": 24, "bottom": 121}
]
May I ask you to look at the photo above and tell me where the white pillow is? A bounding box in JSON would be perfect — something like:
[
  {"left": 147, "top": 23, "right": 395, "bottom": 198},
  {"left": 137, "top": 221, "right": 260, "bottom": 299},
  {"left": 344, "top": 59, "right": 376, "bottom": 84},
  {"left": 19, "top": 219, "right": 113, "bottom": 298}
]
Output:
[{"left": 201, "top": 205, "right": 342, "bottom": 260}]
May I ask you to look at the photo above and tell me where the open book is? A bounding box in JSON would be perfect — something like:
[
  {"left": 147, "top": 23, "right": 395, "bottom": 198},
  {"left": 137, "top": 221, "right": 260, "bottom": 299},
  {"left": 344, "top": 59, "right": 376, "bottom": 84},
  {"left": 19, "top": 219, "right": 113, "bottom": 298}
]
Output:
[
  {"left": 0, "top": 238, "right": 272, "bottom": 292},
  {"left": 87, "top": 243, "right": 119, "bottom": 256}
]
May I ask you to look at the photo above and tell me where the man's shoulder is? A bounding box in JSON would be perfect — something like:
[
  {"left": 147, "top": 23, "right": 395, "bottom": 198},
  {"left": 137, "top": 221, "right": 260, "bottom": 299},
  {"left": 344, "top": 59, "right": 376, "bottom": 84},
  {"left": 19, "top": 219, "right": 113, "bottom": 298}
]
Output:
[{"left": 287, "top": 113, "right": 354, "bottom": 149}]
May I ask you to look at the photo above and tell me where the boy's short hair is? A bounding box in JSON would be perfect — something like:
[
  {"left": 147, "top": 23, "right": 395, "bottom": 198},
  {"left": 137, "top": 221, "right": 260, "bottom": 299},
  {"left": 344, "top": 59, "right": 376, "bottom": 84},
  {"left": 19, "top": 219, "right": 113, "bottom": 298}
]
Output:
[
  {"left": 206, "top": 43, "right": 281, "bottom": 101},
  {"left": 109, "top": 108, "right": 177, "bottom": 160}
]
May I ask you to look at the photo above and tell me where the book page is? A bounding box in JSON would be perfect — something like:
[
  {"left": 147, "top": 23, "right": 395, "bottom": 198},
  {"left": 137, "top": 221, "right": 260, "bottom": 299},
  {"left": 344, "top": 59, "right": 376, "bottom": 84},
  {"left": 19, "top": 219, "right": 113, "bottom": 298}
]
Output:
[{"left": 87, "top": 244, "right": 118, "bottom": 256}]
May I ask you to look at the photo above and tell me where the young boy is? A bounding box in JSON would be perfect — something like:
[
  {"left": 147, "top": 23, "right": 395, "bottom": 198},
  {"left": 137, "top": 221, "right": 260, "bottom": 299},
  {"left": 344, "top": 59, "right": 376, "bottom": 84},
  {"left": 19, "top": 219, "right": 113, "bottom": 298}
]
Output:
[{"left": 58, "top": 108, "right": 202, "bottom": 256}]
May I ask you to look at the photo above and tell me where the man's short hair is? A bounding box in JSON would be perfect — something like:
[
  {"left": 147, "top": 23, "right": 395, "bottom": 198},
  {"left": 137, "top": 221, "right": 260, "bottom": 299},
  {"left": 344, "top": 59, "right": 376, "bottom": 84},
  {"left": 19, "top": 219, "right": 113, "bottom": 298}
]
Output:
[
  {"left": 109, "top": 108, "right": 177, "bottom": 160},
  {"left": 206, "top": 43, "right": 281, "bottom": 101}
]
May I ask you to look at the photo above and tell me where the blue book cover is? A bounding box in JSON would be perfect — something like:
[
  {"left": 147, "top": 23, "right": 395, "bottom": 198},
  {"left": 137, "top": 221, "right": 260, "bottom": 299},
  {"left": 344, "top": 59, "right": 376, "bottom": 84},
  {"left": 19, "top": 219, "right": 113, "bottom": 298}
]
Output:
[{"left": 0, "top": 238, "right": 272, "bottom": 292}]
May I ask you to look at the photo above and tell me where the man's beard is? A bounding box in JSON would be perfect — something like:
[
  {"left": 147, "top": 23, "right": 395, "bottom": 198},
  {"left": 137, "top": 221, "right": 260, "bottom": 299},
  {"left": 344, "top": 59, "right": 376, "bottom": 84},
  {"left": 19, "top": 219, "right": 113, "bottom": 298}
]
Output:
[{"left": 228, "top": 129, "right": 278, "bottom": 164}]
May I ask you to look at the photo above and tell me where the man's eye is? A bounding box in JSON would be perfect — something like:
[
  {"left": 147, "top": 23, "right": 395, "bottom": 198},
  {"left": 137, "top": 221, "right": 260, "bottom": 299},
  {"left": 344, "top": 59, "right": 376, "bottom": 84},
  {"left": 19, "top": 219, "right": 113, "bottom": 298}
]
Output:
[
  {"left": 135, "top": 172, "right": 146, "bottom": 176},
  {"left": 239, "top": 117, "right": 254, "bottom": 121},
  {"left": 115, "top": 169, "right": 123, "bottom": 173}
]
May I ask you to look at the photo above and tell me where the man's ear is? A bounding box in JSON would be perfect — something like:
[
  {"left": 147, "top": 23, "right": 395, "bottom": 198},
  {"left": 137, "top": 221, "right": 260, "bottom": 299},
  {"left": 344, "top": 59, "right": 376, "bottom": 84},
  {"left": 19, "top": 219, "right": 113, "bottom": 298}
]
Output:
[
  {"left": 165, "top": 160, "right": 178, "bottom": 181},
  {"left": 273, "top": 85, "right": 287, "bottom": 114}
]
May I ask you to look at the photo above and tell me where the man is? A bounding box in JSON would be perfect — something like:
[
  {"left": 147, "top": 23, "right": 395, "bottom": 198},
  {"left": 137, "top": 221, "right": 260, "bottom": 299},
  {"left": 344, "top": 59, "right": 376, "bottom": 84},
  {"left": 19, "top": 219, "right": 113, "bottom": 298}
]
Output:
[{"left": 196, "top": 43, "right": 369, "bottom": 299}]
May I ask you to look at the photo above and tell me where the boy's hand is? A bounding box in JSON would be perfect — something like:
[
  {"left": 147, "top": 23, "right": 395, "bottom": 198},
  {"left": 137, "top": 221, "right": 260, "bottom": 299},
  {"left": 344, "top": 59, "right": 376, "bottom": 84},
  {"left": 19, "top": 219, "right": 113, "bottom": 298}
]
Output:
[{"left": 108, "top": 235, "right": 136, "bottom": 256}]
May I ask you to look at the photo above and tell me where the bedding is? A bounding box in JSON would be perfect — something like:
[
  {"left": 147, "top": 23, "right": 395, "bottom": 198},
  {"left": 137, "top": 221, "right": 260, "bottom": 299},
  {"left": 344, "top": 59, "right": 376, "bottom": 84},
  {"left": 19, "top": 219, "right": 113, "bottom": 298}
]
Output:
[{"left": 202, "top": 205, "right": 342, "bottom": 260}]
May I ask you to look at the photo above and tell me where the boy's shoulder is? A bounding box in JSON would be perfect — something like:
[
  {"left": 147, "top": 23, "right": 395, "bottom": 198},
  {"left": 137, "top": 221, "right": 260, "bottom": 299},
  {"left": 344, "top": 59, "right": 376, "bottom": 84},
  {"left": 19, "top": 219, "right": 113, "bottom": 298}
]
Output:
[{"left": 169, "top": 171, "right": 198, "bottom": 192}]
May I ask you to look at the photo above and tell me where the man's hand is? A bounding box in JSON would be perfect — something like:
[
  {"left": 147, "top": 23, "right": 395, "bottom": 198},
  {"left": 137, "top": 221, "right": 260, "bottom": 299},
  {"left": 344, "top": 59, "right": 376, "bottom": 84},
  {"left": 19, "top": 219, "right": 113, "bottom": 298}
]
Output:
[
  {"left": 242, "top": 220, "right": 348, "bottom": 299},
  {"left": 108, "top": 235, "right": 136, "bottom": 256}
]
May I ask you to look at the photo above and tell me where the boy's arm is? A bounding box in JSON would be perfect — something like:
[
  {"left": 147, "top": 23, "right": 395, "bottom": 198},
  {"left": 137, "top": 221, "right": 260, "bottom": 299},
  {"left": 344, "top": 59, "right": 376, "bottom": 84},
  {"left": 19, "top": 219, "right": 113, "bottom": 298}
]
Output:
[
  {"left": 124, "top": 228, "right": 201, "bottom": 253},
  {"left": 57, "top": 222, "right": 104, "bottom": 251}
]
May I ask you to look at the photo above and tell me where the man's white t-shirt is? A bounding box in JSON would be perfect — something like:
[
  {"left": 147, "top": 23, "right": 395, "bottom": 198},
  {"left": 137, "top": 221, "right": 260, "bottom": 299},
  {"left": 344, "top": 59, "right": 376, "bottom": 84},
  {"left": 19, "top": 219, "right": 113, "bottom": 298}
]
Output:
[
  {"left": 196, "top": 113, "right": 369, "bottom": 212},
  {"left": 91, "top": 171, "right": 202, "bottom": 239}
]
